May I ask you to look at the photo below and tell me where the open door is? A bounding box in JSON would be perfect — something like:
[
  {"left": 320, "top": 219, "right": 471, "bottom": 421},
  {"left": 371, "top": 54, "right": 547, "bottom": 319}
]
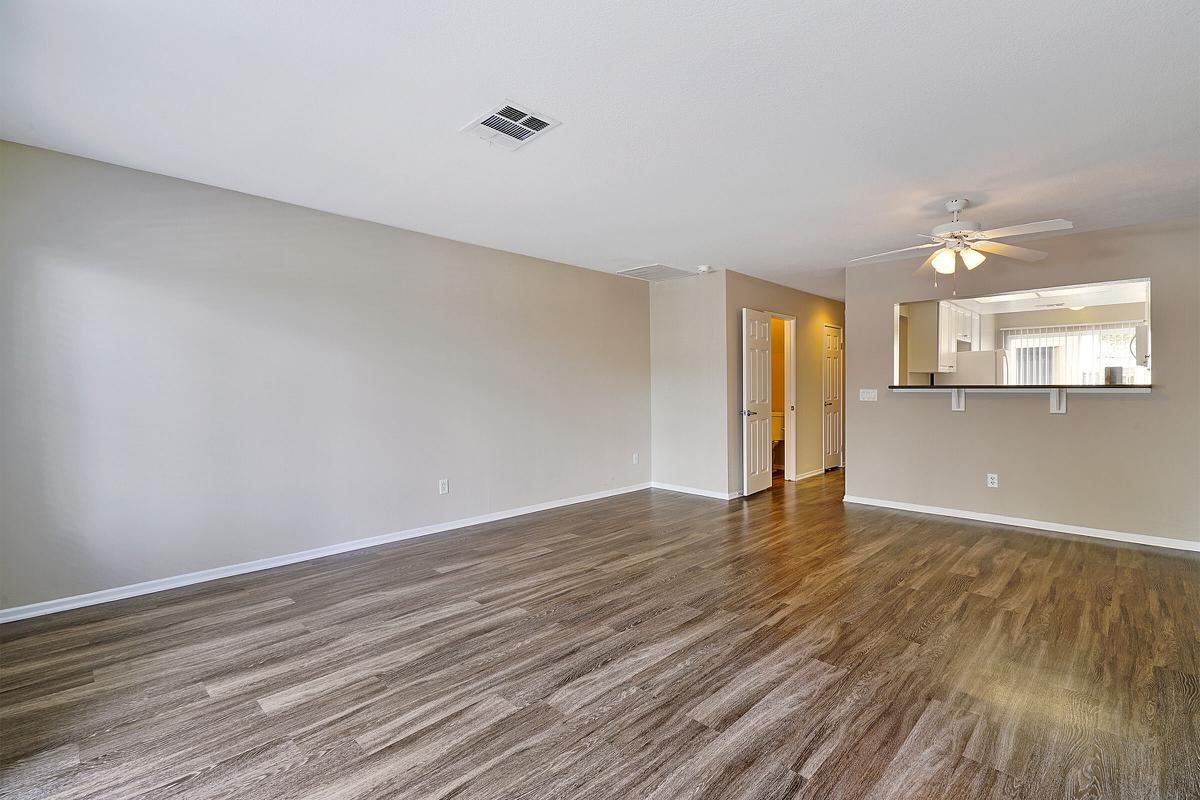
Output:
[
  {"left": 822, "top": 324, "right": 843, "bottom": 469},
  {"left": 742, "top": 308, "right": 772, "bottom": 496}
]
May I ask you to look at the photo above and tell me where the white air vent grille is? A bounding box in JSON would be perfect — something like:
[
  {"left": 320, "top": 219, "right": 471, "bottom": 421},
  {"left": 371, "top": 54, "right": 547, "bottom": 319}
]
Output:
[
  {"left": 481, "top": 115, "right": 534, "bottom": 140},
  {"left": 462, "top": 101, "right": 560, "bottom": 151},
  {"left": 616, "top": 264, "right": 695, "bottom": 282}
]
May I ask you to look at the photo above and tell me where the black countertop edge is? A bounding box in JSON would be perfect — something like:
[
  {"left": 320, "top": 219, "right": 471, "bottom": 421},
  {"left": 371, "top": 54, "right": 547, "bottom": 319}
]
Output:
[{"left": 888, "top": 385, "right": 1152, "bottom": 390}]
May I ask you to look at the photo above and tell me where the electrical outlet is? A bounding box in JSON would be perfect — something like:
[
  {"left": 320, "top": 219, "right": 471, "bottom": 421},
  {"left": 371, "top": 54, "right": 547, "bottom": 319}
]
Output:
[
  {"left": 438, "top": 478, "right": 449, "bottom": 495},
  {"left": 986, "top": 473, "right": 999, "bottom": 488},
  {"left": 632, "top": 452, "right": 639, "bottom": 465}
]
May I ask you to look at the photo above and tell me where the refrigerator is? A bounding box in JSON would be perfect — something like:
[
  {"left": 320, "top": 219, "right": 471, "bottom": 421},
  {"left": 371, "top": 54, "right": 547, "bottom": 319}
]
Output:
[{"left": 935, "top": 350, "right": 1008, "bottom": 386}]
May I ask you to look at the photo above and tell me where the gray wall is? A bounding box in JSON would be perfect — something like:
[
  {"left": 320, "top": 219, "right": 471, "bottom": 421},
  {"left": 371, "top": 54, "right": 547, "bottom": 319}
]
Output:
[
  {"left": 0, "top": 142, "right": 652, "bottom": 608},
  {"left": 845, "top": 218, "right": 1200, "bottom": 542}
]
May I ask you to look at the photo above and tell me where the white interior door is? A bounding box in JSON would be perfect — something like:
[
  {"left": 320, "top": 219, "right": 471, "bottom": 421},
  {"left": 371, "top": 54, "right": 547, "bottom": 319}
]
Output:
[
  {"left": 742, "top": 308, "right": 772, "bottom": 496},
  {"left": 822, "top": 324, "right": 843, "bottom": 469}
]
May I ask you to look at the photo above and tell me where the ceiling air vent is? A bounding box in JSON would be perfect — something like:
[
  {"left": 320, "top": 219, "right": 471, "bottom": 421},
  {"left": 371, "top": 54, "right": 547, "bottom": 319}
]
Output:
[
  {"left": 616, "top": 264, "right": 696, "bottom": 282},
  {"left": 462, "top": 101, "right": 560, "bottom": 151}
]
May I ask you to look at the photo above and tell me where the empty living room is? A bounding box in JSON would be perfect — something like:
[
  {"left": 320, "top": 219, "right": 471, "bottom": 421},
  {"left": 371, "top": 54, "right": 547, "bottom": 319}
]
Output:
[{"left": 1, "top": 2, "right": 1198, "bottom": 798}]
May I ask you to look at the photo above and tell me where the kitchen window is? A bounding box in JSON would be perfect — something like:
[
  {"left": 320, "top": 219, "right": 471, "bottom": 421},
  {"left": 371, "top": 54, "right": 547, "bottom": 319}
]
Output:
[{"left": 1002, "top": 322, "right": 1148, "bottom": 385}]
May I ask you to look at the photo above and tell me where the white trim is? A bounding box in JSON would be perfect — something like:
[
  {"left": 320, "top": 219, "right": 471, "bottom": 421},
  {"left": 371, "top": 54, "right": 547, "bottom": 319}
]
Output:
[
  {"left": 776, "top": 313, "right": 797, "bottom": 483},
  {"left": 842, "top": 495, "right": 1199, "bottom": 553},
  {"left": 821, "top": 323, "right": 845, "bottom": 470},
  {"left": 0, "top": 482, "right": 652, "bottom": 623},
  {"left": 650, "top": 482, "right": 739, "bottom": 501},
  {"left": 794, "top": 468, "right": 826, "bottom": 481}
]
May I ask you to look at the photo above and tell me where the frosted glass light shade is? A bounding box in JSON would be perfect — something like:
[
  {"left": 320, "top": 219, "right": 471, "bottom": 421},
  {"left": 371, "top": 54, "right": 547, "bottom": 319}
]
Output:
[
  {"left": 931, "top": 248, "right": 957, "bottom": 274},
  {"left": 961, "top": 248, "right": 986, "bottom": 270}
]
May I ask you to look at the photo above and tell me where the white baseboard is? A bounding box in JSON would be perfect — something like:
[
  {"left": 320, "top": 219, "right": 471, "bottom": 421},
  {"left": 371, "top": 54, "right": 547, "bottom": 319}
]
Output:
[
  {"left": 0, "top": 481, "right": 653, "bottom": 624},
  {"left": 842, "top": 495, "right": 1200, "bottom": 553},
  {"left": 652, "top": 473, "right": 828, "bottom": 499},
  {"left": 650, "top": 482, "right": 739, "bottom": 501}
]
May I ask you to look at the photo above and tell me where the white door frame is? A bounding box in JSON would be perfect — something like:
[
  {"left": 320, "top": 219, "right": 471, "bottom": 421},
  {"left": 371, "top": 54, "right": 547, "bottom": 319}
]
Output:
[
  {"left": 821, "top": 323, "right": 844, "bottom": 469},
  {"left": 774, "top": 313, "right": 798, "bottom": 482},
  {"left": 740, "top": 310, "right": 798, "bottom": 495}
]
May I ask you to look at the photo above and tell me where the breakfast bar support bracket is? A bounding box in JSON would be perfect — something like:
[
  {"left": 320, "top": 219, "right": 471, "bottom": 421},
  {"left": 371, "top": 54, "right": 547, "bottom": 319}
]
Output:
[
  {"left": 950, "top": 388, "right": 966, "bottom": 412},
  {"left": 1050, "top": 388, "right": 1068, "bottom": 414}
]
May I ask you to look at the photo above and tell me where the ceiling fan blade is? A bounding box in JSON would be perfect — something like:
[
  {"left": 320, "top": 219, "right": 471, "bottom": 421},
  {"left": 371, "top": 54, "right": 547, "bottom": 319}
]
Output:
[
  {"left": 848, "top": 242, "right": 940, "bottom": 264},
  {"left": 971, "top": 240, "right": 1047, "bottom": 262},
  {"left": 972, "top": 219, "right": 1073, "bottom": 239}
]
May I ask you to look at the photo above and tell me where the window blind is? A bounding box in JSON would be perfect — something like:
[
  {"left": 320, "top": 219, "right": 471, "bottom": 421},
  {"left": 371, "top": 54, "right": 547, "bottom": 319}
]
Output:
[{"left": 1001, "top": 321, "right": 1142, "bottom": 385}]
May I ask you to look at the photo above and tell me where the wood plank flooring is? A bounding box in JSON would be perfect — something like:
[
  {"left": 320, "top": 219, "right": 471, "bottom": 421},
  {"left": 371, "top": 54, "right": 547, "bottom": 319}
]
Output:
[{"left": 2, "top": 472, "right": 1198, "bottom": 799}]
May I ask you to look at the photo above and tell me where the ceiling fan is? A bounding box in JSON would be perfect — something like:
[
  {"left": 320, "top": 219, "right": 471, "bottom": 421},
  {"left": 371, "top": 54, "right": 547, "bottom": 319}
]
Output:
[{"left": 849, "top": 199, "right": 1073, "bottom": 278}]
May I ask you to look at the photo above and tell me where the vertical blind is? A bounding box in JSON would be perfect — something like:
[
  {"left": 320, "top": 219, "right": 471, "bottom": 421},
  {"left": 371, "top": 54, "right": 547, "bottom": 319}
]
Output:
[{"left": 1001, "top": 322, "right": 1141, "bottom": 385}]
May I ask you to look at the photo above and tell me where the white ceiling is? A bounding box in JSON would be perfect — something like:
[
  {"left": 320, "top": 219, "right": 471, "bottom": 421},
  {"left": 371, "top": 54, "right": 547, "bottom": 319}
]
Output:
[{"left": 2, "top": 1, "right": 1197, "bottom": 300}]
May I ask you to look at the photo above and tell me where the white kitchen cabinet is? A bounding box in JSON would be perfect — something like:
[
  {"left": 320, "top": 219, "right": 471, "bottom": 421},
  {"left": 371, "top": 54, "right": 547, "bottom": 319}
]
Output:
[
  {"left": 908, "top": 301, "right": 982, "bottom": 376},
  {"left": 936, "top": 302, "right": 980, "bottom": 372},
  {"left": 937, "top": 302, "right": 958, "bottom": 372}
]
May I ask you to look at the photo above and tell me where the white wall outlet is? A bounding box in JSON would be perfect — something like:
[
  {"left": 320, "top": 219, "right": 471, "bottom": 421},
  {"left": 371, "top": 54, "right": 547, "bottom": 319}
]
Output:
[
  {"left": 986, "top": 473, "right": 999, "bottom": 488},
  {"left": 438, "top": 478, "right": 449, "bottom": 495},
  {"left": 632, "top": 452, "right": 639, "bottom": 465},
  {"left": 859, "top": 388, "right": 878, "bottom": 402}
]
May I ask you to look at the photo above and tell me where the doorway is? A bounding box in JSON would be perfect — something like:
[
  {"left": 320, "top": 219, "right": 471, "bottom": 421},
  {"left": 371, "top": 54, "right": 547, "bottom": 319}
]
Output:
[
  {"left": 741, "top": 309, "right": 797, "bottom": 496},
  {"left": 822, "top": 323, "right": 843, "bottom": 470}
]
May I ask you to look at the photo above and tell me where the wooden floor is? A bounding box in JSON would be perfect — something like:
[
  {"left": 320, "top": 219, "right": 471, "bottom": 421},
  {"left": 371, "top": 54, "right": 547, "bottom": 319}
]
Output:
[{"left": 2, "top": 473, "right": 1198, "bottom": 799}]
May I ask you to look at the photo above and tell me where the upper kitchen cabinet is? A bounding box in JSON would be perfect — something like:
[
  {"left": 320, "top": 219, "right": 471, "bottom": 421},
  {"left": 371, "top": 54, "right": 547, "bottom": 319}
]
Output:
[
  {"left": 939, "top": 301, "right": 980, "bottom": 369},
  {"left": 901, "top": 300, "right": 979, "bottom": 380}
]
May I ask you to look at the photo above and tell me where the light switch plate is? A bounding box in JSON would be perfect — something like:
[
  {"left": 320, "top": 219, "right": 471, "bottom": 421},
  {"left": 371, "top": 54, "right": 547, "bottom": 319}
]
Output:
[{"left": 859, "top": 389, "right": 878, "bottom": 402}]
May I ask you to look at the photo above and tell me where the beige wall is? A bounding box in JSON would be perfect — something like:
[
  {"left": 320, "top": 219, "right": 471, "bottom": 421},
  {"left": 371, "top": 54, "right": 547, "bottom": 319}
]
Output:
[
  {"left": 724, "top": 270, "right": 845, "bottom": 493},
  {"left": 846, "top": 218, "right": 1200, "bottom": 542},
  {"left": 649, "top": 270, "right": 844, "bottom": 496},
  {"left": 0, "top": 142, "right": 652, "bottom": 608},
  {"left": 649, "top": 272, "right": 730, "bottom": 495},
  {"left": 992, "top": 302, "right": 1147, "bottom": 330}
]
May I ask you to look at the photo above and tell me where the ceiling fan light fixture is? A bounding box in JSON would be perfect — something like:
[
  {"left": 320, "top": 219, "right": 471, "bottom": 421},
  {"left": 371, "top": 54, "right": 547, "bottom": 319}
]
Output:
[
  {"left": 931, "top": 247, "right": 957, "bottom": 274},
  {"left": 961, "top": 248, "right": 986, "bottom": 270},
  {"left": 845, "top": 198, "right": 1071, "bottom": 274}
]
